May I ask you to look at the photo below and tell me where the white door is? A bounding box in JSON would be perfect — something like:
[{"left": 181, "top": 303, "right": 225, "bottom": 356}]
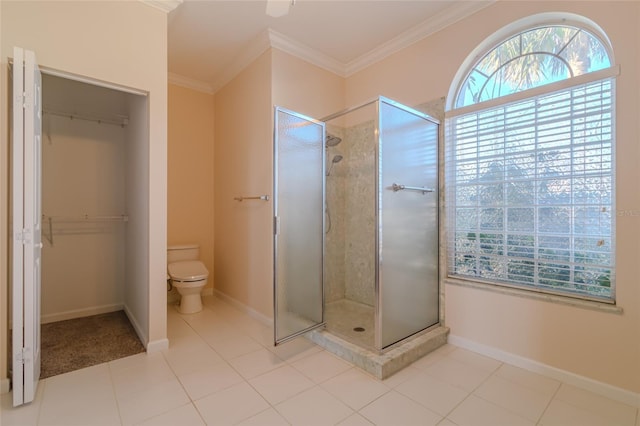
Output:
[{"left": 12, "top": 47, "right": 42, "bottom": 407}]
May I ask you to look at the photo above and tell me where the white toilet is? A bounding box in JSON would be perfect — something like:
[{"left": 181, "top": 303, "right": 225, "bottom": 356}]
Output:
[{"left": 167, "top": 245, "right": 209, "bottom": 314}]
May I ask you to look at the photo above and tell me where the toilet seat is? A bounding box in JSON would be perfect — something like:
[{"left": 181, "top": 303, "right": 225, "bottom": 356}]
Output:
[{"left": 168, "top": 260, "right": 208, "bottom": 282}]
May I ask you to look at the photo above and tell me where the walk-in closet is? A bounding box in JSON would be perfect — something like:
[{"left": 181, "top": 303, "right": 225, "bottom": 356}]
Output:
[{"left": 36, "top": 73, "right": 149, "bottom": 377}]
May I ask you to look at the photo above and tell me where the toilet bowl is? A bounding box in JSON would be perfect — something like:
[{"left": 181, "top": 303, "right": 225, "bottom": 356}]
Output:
[{"left": 167, "top": 245, "right": 209, "bottom": 314}]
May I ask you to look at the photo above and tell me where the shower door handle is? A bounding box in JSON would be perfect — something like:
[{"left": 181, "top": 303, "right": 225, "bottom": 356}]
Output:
[{"left": 391, "top": 183, "right": 434, "bottom": 194}]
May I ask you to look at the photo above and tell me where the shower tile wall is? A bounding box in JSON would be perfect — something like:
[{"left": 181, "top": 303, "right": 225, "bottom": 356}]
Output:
[{"left": 325, "top": 121, "right": 376, "bottom": 307}]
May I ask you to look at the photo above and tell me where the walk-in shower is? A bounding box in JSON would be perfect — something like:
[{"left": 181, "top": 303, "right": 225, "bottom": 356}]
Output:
[{"left": 273, "top": 97, "right": 447, "bottom": 379}]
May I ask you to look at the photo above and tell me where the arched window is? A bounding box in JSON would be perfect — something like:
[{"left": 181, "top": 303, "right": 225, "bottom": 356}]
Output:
[{"left": 445, "top": 15, "right": 617, "bottom": 302}]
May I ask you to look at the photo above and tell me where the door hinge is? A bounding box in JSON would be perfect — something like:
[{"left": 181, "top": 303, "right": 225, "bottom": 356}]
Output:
[
  {"left": 274, "top": 216, "right": 280, "bottom": 235},
  {"left": 14, "top": 229, "right": 31, "bottom": 244},
  {"left": 15, "top": 348, "right": 31, "bottom": 365}
]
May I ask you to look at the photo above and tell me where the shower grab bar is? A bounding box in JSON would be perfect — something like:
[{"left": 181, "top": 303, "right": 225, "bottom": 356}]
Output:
[
  {"left": 234, "top": 195, "right": 269, "bottom": 202},
  {"left": 391, "top": 183, "right": 434, "bottom": 194}
]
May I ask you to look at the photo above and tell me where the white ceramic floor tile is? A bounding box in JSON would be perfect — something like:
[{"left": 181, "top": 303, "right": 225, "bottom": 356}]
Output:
[
  {"left": 208, "top": 334, "right": 264, "bottom": 360},
  {"left": 448, "top": 395, "right": 534, "bottom": 426},
  {"left": 381, "top": 365, "right": 422, "bottom": 388},
  {"left": 423, "top": 357, "right": 493, "bottom": 393},
  {"left": 337, "top": 413, "right": 375, "bottom": 425},
  {"left": 275, "top": 386, "right": 354, "bottom": 426},
  {"left": 447, "top": 348, "right": 502, "bottom": 373},
  {"left": 248, "top": 364, "right": 315, "bottom": 405},
  {"left": 321, "top": 368, "right": 390, "bottom": 410},
  {"left": 359, "top": 390, "right": 442, "bottom": 426},
  {"left": 539, "top": 399, "right": 625, "bottom": 426},
  {"left": 162, "top": 340, "right": 224, "bottom": 377},
  {"left": 411, "top": 344, "right": 458, "bottom": 371},
  {"left": 395, "top": 371, "right": 469, "bottom": 417},
  {"left": 553, "top": 384, "right": 638, "bottom": 426},
  {"left": 110, "top": 352, "right": 176, "bottom": 398},
  {"left": 177, "top": 360, "right": 244, "bottom": 400},
  {"left": 493, "top": 364, "right": 560, "bottom": 396},
  {"left": 194, "top": 382, "right": 269, "bottom": 426},
  {"left": 38, "top": 364, "right": 120, "bottom": 426},
  {"left": 236, "top": 407, "right": 290, "bottom": 426},
  {"left": 473, "top": 374, "right": 553, "bottom": 422},
  {"left": 291, "top": 350, "right": 352, "bottom": 383},
  {"left": 269, "top": 336, "right": 323, "bottom": 363},
  {"left": 135, "top": 403, "right": 205, "bottom": 426},
  {"left": 437, "top": 419, "right": 459, "bottom": 426},
  {"left": 228, "top": 348, "right": 285, "bottom": 379},
  {"left": 1, "top": 380, "right": 45, "bottom": 426},
  {"left": 117, "top": 378, "right": 190, "bottom": 426}
]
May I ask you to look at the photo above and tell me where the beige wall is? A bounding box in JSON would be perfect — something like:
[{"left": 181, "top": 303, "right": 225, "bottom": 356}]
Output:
[
  {"left": 346, "top": 1, "right": 640, "bottom": 394},
  {"left": 1, "top": 0, "right": 168, "bottom": 388},
  {"left": 214, "top": 51, "right": 273, "bottom": 318},
  {"left": 168, "top": 84, "right": 215, "bottom": 292},
  {"left": 213, "top": 49, "right": 344, "bottom": 320}
]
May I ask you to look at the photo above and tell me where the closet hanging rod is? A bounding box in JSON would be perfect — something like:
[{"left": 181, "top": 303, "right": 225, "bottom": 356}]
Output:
[
  {"left": 43, "top": 108, "right": 129, "bottom": 127},
  {"left": 42, "top": 214, "right": 129, "bottom": 222}
]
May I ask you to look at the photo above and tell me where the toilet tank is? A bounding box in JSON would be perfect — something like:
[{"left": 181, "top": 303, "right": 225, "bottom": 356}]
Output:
[{"left": 167, "top": 244, "right": 200, "bottom": 263}]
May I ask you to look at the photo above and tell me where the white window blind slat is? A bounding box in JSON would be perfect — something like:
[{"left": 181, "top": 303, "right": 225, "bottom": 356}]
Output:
[{"left": 446, "top": 78, "right": 615, "bottom": 301}]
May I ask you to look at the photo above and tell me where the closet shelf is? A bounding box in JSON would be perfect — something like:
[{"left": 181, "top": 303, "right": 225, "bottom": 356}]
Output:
[
  {"left": 43, "top": 108, "right": 129, "bottom": 128},
  {"left": 42, "top": 214, "right": 129, "bottom": 246}
]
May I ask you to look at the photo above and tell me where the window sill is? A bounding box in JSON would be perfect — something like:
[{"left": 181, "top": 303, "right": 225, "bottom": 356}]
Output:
[{"left": 445, "top": 277, "right": 624, "bottom": 315}]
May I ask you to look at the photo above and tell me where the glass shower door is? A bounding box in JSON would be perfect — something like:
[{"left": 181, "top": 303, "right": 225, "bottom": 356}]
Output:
[
  {"left": 377, "top": 98, "right": 440, "bottom": 349},
  {"left": 273, "top": 107, "right": 325, "bottom": 345}
]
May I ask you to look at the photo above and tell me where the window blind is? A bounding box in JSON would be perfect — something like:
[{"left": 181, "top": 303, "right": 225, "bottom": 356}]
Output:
[{"left": 445, "top": 78, "right": 615, "bottom": 301}]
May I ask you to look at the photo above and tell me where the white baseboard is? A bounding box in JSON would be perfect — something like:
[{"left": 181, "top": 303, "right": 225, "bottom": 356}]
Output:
[
  {"left": 146, "top": 338, "right": 169, "bottom": 353},
  {"left": 40, "top": 303, "right": 123, "bottom": 324},
  {"left": 448, "top": 334, "right": 640, "bottom": 408},
  {"left": 1, "top": 377, "right": 10, "bottom": 394},
  {"left": 213, "top": 289, "right": 273, "bottom": 327},
  {"left": 123, "top": 304, "right": 148, "bottom": 349}
]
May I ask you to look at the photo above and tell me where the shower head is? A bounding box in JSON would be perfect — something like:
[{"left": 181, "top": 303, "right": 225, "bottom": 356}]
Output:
[
  {"left": 326, "top": 154, "right": 343, "bottom": 176},
  {"left": 326, "top": 134, "right": 342, "bottom": 147}
]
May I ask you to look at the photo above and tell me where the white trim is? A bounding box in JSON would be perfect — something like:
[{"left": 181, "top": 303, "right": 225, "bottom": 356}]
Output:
[
  {"left": 123, "top": 304, "right": 148, "bottom": 349},
  {"left": 210, "top": 2, "right": 494, "bottom": 93},
  {"left": 1, "top": 378, "right": 10, "bottom": 394},
  {"left": 346, "top": 1, "right": 495, "bottom": 76},
  {"left": 140, "top": 0, "right": 182, "bottom": 13},
  {"left": 212, "top": 29, "right": 273, "bottom": 93},
  {"left": 168, "top": 73, "right": 215, "bottom": 94},
  {"left": 213, "top": 289, "right": 273, "bottom": 327},
  {"left": 40, "top": 304, "right": 123, "bottom": 324},
  {"left": 40, "top": 66, "right": 148, "bottom": 97},
  {"left": 268, "top": 29, "right": 345, "bottom": 77},
  {"left": 448, "top": 334, "right": 640, "bottom": 408},
  {"left": 146, "top": 338, "right": 169, "bottom": 353}
]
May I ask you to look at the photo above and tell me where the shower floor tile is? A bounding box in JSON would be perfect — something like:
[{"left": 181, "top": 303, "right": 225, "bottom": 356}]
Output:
[{"left": 325, "top": 299, "right": 375, "bottom": 350}]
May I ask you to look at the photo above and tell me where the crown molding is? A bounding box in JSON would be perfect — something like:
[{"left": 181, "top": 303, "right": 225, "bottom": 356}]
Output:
[
  {"left": 208, "top": 0, "right": 495, "bottom": 93},
  {"left": 210, "top": 29, "right": 273, "bottom": 93},
  {"left": 345, "top": 0, "right": 496, "bottom": 76},
  {"left": 168, "top": 72, "right": 215, "bottom": 94},
  {"left": 267, "top": 29, "right": 347, "bottom": 77},
  {"left": 140, "top": 0, "right": 183, "bottom": 13}
]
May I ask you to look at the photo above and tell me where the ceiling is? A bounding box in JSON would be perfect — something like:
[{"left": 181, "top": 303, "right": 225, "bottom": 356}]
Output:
[{"left": 166, "top": 0, "right": 493, "bottom": 93}]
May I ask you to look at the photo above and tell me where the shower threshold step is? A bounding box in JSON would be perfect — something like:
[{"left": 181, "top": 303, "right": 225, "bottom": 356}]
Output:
[{"left": 306, "top": 325, "right": 449, "bottom": 380}]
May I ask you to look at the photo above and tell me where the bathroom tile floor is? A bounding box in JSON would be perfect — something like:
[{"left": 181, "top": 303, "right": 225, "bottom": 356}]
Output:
[{"left": 2, "top": 295, "right": 638, "bottom": 426}]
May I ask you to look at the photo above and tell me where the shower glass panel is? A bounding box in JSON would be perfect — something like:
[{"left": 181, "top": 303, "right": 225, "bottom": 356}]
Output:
[
  {"left": 323, "top": 97, "right": 439, "bottom": 352},
  {"left": 378, "top": 99, "right": 439, "bottom": 349},
  {"left": 273, "top": 107, "right": 325, "bottom": 345}
]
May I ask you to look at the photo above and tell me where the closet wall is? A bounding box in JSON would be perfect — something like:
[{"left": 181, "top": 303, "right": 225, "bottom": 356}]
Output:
[{"left": 40, "top": 74, "right": 139, "bottom": 323}]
